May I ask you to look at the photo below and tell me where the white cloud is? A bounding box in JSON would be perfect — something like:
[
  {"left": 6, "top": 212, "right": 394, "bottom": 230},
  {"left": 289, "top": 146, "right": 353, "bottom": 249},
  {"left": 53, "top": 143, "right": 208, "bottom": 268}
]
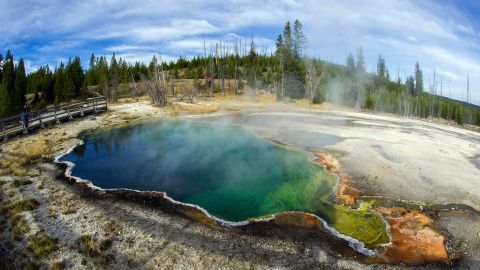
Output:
[
  {"left": 105, "top": 45, "right": 154, "bottom": 52},
  {"left": 1, "top": 0, "right": 479, "bottom": 103}
]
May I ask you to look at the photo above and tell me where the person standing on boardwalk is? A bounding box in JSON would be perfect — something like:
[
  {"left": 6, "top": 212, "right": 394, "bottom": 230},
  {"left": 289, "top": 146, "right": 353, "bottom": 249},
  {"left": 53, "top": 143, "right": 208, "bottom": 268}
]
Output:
[{"left": 21, "top": 104, "right": 29, "bottom": 133}]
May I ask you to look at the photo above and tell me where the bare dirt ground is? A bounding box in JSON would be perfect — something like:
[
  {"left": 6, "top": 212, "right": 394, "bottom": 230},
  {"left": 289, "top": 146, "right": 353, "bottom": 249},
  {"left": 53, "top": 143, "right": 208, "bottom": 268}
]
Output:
[{"left": 0, "top": 94, "right": 479, "bottom": 269}]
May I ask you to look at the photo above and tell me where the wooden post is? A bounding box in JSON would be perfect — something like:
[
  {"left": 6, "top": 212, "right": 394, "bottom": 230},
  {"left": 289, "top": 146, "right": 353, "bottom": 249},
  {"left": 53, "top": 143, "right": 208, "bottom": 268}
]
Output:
[
  {"left": 79, "top": 104, "right": 84, "bottom": 116},
  {"left": 38, "top": 111, "right": 44, "bottom": 128},
  {"left": 2, "top": 121, "right": 6, "bottom": 141},
  {"left": 105, "top": 97, "right": 108, "bottom": 110},
  {"left": 54, "top": 107, "right": 60, "bottom": 124},
  {"left": 93, "top": 99, "right": 97, "bottom": 113},
  {"left": 66, "top": 105, "right": 73, "bottom": 120},
  {"left": 22, "top": 115, "right": 28, "bottom": 134}
]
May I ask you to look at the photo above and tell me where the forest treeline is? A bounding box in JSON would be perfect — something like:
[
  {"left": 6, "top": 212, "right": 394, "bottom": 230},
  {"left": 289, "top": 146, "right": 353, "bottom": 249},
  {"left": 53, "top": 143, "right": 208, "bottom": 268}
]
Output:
[{"left": 1, "top": 19, "right": 479, "bottom": 125}]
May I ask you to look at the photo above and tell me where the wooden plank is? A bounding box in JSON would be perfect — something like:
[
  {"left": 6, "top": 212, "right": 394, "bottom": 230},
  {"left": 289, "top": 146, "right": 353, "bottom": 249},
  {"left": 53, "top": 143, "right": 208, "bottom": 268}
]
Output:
[{"left": 0, "top": 96, "right": 108, "bottom": 142}]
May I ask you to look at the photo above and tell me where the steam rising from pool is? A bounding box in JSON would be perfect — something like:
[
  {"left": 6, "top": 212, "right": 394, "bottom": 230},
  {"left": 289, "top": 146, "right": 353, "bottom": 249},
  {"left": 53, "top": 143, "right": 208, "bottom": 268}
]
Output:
[{"left": 58, "top": 119, "right": 389, "bottom": 249}]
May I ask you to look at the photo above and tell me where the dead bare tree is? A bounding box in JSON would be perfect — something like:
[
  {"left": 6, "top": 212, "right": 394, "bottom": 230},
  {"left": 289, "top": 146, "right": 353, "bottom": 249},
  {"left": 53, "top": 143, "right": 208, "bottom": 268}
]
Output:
[
  {"left": 140, "top": 56, "right": 169, "bottom": 106},
  {"left": 182, "top": 81, "right": 199, "bottom": 103},
  {"left": 112, "top": 70, "right": 119, "bottom": 102},
  {"left": 305, "top": 59, "right": 320, "bottom": 104},
  {"left": 438, "top": 77, "right": 443, "bottom": 121},
  {"left": 130, "top": 74, "right": 138, "bottom": 102},
  {"left": 103, "top": 74, "right": 110, "bottom": 98},
  {"left": 234, "top": 39, "right": 240, "bottom": 95}
]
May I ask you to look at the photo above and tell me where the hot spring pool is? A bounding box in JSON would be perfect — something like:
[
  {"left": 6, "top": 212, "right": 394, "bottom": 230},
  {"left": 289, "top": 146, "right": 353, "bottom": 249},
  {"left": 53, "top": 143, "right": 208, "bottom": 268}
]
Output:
[{"left": 59, "top": 119, "right": 389, "bottom": 249}]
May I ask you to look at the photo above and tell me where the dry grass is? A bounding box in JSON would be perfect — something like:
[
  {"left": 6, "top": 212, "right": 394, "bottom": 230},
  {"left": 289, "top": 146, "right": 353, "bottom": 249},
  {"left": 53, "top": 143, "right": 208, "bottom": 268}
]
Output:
[
  {"left": 51, "top": 260, "right": 64, "bottom": 270},
  {"left": 37, "top": 181, "right": 44, "bottom": 190},
  {"left": 13, "top": 137, "right": 50, "bottom": 162},
  {"left": 1, "top": 198, "right": 39, "bottom": 240},
  {"left": 102, "top": 220, "right": 120, "bottom": 235},
  {"left": 0, "top": 158, "right": 12, "bottom": 168},
  {"left": 1, "top": 137, "right": 51, "bottom": 177},
  {"left": 48, "top": 205, "right": 57, "bottom": 219},
  {"left": 2, "top": 198, "right": 40, "bottom": 217},
  {"left": 10, "top": 163, "right": 28, "bottom": 176},
  {"left": 78, "top": 234, "right": 100, "bottom": 257},
  {"left": 77, "top": 234, "right": 116, "bottom": 266},
  {"left": 12, "top": 215, "right": 30, "bottom": 241},
  {"left": 168, "top": 102, "right": 220, "bottom": 116},
  {"left": 61, "top": 204, "right": 77, "bottom": 215},
  {"left": 12, "top": 178, "right": 33, "bottom": 187},
  {"left": 27, "top": 230, "right": 58, "bottom": 258}
]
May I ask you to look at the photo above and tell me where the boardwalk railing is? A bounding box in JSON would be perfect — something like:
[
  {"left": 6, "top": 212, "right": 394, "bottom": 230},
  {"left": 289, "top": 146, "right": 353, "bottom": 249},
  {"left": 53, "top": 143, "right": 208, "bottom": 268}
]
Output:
[{"left": 1, "top": 96, "right": 108, "bottom": 141}]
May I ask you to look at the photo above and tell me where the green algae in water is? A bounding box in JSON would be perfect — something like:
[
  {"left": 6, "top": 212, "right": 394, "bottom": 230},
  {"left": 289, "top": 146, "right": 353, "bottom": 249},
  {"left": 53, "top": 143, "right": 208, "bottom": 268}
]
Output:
[{"left": 60, "top": 119, "right": 389, "bottom": 248}]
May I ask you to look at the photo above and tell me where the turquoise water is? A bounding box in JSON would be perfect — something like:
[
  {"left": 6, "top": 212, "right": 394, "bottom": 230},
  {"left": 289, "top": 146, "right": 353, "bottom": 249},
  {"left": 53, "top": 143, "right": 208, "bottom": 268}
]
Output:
[{"left": 60, "top": 119, "right": 389, "bottom": 248}]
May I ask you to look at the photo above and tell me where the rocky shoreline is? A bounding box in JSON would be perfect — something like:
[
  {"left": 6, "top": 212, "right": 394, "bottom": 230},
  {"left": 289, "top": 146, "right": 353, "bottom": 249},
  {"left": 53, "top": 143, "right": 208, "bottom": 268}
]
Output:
[{"left": 0, "top": 97, "right": 478, "bottom": 269}]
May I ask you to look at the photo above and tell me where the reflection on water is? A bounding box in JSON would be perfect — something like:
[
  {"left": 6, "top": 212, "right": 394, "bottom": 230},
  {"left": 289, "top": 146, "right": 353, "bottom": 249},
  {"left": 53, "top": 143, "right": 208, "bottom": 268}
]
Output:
[{"left": 61, "top": 119, "right": 388, "bottom": 248}]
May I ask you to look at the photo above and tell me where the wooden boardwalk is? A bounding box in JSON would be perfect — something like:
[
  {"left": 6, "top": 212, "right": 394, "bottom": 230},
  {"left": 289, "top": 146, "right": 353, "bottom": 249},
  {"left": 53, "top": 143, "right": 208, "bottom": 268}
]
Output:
[{"left": 1, "top": 96, "right": 108, "bottom": 141}]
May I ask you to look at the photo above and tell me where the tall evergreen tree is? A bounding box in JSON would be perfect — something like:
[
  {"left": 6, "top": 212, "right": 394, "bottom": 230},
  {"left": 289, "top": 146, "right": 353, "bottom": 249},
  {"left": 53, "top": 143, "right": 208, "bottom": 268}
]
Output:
[
  {"left": 0, "top": 53, "right": 4, "bottom": 81},
  {"left": 42, "top": 66, "right": 55, "bottom": 104},
  {"left": 53, "top": 63, "right": 65, "bottom": 104},
  {"left": 355, "top": 47, "right": 365, "bottom": 73},
  {"left": 293, "top": 19, "right": 306, "bottom": 57},
  {"left": 414, "top": 62, "right": 423, "bottom": 94},
  {"left": 376, "top": 55, "right": 386, "bottom": 79},
  {"left": 65, "top": 56, "right": 84, "bottom": 99},
  {"left": 406, "top": 75, "right": 415, "bottom": 95},
  {"left": 149, "top": 55, "right": 158, "bottom": 76},
  {"left": 247, "top": 39, "right": 257, "bottom": 88},
  {"left": 283, "top": 22, "right": 293, "bottom": 56},
  {"left": 97, "top": 56, "right": 109, "bottom": 94},
  {"left": 281, "top": 20, "right": 306, "bottom": 98},
  {"left": 13, "top": 58, "right": 27, "bottom": 112},
  {"left": 110, "top": 53, "right": 119, "bottom": 101},
  {"left": 346, "top": 53, "right": 355, "bottom": 76},
  {"left": 87, "top": 53, "right": 97, "bottom": 86},
  {"left": 0, "top": 51, "right": 15, "bottom": 117}
]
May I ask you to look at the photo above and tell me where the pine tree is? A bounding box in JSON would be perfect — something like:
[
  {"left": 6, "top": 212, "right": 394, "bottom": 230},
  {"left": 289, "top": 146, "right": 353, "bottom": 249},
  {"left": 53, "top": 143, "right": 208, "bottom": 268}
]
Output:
[
  {"left": 355, "top": 47, "right": 365, "bottom": 73},
  {"left": 42, "top": 66, "right": 55, "bottom": 104},
  {"left": 0, "top": 53, "right": 4, "bottom": 81},
  {"left": 376, "top": 55, "right": 386, "bottom": 79},
  {"left": 346, "top": 53, "right": 355, "bottom": 76},
  {"left": 406, "top": 76, "right": 415, "bottom": 95},
  {"left": 53, "top": 63, "right": 65, "bottom": 105},
  {"left": 0, "top": 51, "right": 15, "bottom": 117},
  {"left": 247, "top": 39, "right": 257, "bottom": 88},
  {"left": 275, "top": 34, "right": 284, "bottom": 98},
  {"left": 66, "top": 56, "right": 84, "bottom": 98},
  {"left": 293, "top": 19, "right": 306, "bottom": 57},
  {"left": 110, "top": 53, "right": 119, "bottom": 101},
  {"left": 87, "top": 53, "right": 97, "bottom": 86},
  {"left": 13, "top": 58, "right": 27, "bottom": 112},
  {"left": 414, "top": 62, "right": 423, "bottom": 94},
  {"left": 97, "top": 56, "right": 109, "bottom": 95},
  {"left": 281, "top": 20, "right": 306, "bottom": 98},
  {"left": 149, "top": 55, "right": 158, "bottom": 77},
  {"left": 283, "top": 22, "right": 293, "bottom": 61}
]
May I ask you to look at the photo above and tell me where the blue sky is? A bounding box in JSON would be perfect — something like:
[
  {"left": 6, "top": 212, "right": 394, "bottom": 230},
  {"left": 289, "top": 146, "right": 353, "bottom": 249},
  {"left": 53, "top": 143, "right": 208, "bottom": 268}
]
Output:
[{"left": 1, "top": 0, "right": 479, "bottom": 103}]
